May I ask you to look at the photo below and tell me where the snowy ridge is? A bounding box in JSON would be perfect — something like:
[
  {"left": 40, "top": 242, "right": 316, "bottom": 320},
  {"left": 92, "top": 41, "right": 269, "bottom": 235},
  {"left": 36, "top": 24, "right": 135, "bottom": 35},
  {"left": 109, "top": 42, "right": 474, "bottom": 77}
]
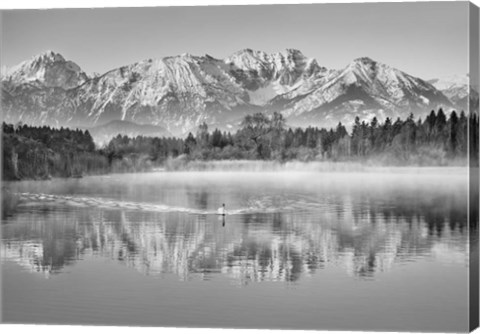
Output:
[
  {"left": 1, "top": 49, "right": 465, "bottom": 135},
  {"left": 429, "top": 74, "right": 478, "bottom": 112}
]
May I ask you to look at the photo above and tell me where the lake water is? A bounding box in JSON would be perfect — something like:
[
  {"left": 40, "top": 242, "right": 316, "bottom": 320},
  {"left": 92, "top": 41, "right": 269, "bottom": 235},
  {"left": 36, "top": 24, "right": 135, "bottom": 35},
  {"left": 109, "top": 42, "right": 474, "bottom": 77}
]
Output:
[{"left": 1, "top": 169, "right": 471, "bottom": 332}]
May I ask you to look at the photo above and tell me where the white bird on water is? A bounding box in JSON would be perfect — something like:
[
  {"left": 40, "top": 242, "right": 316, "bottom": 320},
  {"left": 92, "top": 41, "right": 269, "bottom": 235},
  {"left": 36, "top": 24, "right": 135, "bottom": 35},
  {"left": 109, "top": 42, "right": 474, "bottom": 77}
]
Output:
[{"left": 217, "top": 203, "right": 226, "bottom": 216}]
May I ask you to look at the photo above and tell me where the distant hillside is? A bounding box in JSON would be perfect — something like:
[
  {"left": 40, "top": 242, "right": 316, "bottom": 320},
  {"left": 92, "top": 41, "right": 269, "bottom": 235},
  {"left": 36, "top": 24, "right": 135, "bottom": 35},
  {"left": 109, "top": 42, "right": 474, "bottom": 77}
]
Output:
[
  {"left": 88, "top": 120, "right": 172, "bottom": 146},
  {"left": 428, "top": 75, "right": 479, "bottom": 113}
]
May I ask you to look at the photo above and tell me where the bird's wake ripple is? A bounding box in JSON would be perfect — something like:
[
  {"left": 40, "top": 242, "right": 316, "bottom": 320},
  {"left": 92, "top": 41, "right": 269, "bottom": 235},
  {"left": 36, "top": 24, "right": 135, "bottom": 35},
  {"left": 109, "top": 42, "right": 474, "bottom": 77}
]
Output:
[{"left": 16, "top": 192, "right": 326, "bottom": 215}]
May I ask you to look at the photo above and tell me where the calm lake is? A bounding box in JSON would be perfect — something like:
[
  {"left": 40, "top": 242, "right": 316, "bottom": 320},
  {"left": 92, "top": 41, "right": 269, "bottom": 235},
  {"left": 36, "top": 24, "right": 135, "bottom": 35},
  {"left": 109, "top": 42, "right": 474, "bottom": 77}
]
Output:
[{"left": 1, "top": 169, "right": 470, "bottom": 332}]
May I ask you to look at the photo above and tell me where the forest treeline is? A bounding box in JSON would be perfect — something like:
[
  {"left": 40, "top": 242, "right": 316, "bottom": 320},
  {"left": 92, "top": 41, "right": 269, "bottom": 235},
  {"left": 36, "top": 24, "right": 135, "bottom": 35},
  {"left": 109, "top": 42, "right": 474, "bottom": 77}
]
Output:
[
  {"left": 2, "top": 124, "right": 109, "bottom": 180},
  {"left": 2, "top": 109, "right": 479, "bottom": 180}
]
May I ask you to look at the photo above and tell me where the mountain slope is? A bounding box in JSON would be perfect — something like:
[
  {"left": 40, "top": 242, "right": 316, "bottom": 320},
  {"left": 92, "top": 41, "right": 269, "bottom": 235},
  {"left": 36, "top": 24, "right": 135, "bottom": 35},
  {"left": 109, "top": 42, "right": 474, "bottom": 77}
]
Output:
[
  {"left": 429, "top": 75, "right": 478, "bottom": 112},
  {"left": 270, "top": 57, "right": 451, "bottom": 127},
  {"left": 88, "top": 120, "right": 172, "bottom": 146}
]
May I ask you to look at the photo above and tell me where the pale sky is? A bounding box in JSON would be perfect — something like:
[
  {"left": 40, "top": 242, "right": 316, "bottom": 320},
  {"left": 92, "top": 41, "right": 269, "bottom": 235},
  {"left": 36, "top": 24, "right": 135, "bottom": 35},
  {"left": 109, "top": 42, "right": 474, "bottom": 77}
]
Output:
[{"left": 1, "top": 2, "right": 470, "bottom": 79}]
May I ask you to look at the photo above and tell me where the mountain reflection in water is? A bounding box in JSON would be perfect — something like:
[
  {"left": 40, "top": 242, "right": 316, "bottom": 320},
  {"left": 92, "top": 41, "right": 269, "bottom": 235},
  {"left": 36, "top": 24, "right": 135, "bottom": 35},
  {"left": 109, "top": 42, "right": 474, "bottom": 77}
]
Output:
[{"left": 1, "top": 171, "right": 468, "bottom": 284}]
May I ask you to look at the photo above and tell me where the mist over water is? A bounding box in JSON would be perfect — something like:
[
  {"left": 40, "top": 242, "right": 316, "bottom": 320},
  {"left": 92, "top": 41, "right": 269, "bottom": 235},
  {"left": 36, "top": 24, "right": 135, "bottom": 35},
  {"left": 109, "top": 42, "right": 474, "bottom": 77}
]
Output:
[{"left": 1, "top": 168, "right": 470, "bottom": 331}]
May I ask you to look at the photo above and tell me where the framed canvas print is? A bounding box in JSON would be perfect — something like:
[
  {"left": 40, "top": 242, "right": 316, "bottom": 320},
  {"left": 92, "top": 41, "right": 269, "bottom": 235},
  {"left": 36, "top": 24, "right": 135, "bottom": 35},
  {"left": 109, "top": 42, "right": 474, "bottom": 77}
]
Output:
[{"left": 1, "top": 1, "right": 479, "bottom": 333}]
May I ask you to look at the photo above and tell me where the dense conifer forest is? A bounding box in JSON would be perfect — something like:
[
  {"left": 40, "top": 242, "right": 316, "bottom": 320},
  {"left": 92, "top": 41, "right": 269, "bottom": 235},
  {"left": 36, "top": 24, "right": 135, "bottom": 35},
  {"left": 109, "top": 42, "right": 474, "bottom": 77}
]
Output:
[{"left": 2, "top": 109, "right": 478, "bottom": 180}]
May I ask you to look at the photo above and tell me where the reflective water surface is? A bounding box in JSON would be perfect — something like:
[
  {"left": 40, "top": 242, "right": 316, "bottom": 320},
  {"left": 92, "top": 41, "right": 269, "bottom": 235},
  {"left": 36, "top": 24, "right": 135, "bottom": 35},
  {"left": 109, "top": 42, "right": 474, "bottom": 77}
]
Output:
[{"left": 1, "top": 169, "right": 470, "bottom": 331}]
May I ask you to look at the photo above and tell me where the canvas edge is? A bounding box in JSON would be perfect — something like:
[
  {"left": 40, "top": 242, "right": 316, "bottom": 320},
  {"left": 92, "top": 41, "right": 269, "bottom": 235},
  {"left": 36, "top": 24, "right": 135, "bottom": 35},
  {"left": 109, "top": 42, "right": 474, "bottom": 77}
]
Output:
[
  {"left": 0, "top": 2, "right": 477, "bottom": 333},
  {"left": 0, "top": 8, "right": 4, "bottom": 326},
  {"left": 469, "top": 1, "right": 480, "bottom": 332}
]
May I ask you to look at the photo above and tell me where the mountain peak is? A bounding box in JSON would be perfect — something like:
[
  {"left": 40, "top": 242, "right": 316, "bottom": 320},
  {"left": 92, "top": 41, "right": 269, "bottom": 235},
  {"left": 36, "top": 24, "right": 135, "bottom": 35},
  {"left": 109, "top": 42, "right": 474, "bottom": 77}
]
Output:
[
  {"left": 284, "top": 48, "right": 304, "bottom": 56},
  {"left": 5, "top": 50, "right": 87, "bottom": 90},
  {"left": 32, "top": 50, "right": 66, "bottom": 64},
  {"left": 41, "top": 50, "right": 63, "bottom": 58},
  {"left": 353, "top": 57, "right": 377, "bottom": 65},
  {"left": 241, "top": 48, "right": 254, "bottom": 53},
  {"left": 230, "top": 48, "right": 266, "bottom": 58},
  {"left": 347, "top": 57, "right": 384, "bottom": 78}
]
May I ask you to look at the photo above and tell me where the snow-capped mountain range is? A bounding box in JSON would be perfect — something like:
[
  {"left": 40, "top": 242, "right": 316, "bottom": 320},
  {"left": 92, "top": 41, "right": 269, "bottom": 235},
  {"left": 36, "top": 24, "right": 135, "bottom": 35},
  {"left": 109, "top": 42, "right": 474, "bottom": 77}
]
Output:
[
  {"left": 1, "top": 49, "right": 474, "bottom": 136},
  {"left": 428, "top": 74, "right": 478, "bottom": 112}
]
